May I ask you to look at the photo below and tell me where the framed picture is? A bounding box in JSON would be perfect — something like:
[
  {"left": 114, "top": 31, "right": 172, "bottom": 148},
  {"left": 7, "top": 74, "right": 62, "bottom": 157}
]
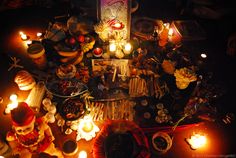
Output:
[{"left": 97, "top": 0, "right": 131, "bottom": 40}]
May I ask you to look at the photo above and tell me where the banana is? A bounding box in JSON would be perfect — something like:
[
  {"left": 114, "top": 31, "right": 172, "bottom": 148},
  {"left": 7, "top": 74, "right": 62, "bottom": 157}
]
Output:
[
  {"left": 81, "top": 38, "right": 95, "bottom": 53},
  {"left": 58, "top": 50, "right": 78, "bottom": 57},
  {"left": 60, "top": 55, "right": 77, "bottom": 63},
  {"left": 70, "top": 51, "right": 84, "bottom": 65}
]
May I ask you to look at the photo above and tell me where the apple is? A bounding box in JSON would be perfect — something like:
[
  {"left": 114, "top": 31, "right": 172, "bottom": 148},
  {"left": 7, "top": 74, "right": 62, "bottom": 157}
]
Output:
[
  {"left": 77, "top": 35, "right": 85, "bottom": 43},
  {"left": 68, "top": 37, "right": 76, "bottom": 45}
]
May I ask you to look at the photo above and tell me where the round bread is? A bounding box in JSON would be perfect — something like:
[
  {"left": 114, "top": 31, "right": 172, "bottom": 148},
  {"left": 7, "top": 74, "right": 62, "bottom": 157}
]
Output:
[{"left": 14, "top": 70, "right": 36, "bottom": 91}]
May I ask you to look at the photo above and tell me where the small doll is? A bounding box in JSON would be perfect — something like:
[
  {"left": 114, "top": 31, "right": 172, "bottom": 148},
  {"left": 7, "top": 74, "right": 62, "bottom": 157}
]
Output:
[{"left": 6, "top": 102, "right": 64, "bottom": 158}]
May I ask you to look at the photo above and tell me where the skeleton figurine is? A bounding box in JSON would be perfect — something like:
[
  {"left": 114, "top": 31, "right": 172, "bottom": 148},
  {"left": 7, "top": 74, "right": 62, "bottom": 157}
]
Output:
[{"left": 6, "top": 102, "right": 64, "bottom": 158}]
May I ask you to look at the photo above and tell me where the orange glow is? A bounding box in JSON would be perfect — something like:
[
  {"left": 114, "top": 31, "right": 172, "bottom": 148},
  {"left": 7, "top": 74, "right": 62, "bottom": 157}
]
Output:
[{"left": 186, "top": 133, "right": 207, "bottom": 150}]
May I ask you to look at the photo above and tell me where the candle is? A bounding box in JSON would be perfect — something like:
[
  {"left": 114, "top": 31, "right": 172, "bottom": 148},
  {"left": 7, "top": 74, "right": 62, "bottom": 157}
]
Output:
[
  {"left": 186, "top": 133, "right": 207, "bottom": 150},
  {"left": 93, "top": 47, "right": 103, "bottom": 57},
  {"left": 5, "top": 94, "right": 19, "bottom": 114},
  {"left": 111, "top": 22, "right": 124, "bottom": 30},
  {"left": 36, "top": 32, "right": 42, "bottom": 38},
  {"left": 168, "top": 28, "right": 173, "bottom": 37},
  {"left": 26, "top": 40, "right": 32, "bottom": 46},
  {"left": 114, "top": 23, "right": 121, "bottom": 28},
  {"left": 10, "top": 94, "right": 18, "bottom": 102},
  {"left": 82, "top": 122, "right": 94, "bottom": 132},
  {"left": 77, "top": 116, "right": 99, "bottom": 141},
  {"left": 19, "top": 31, "right": 29, "bottom": 41},
  {"left": 169, "top": 22, "right": 182, "bottom": 45},
  {"left": 78, "top": 150, "right": 87, "bottom": 158},
  {"left": 123, "top": 42, "right": 132, "bottom": 54},
  {"left": 201, "top": 53, "right": 207, "bottom": 58},
  {"left": 109, "top": 43, "right": 117, "bottom": 52},
  {"left": 163, "top": 23, "right": 170, "bottom": 29}
]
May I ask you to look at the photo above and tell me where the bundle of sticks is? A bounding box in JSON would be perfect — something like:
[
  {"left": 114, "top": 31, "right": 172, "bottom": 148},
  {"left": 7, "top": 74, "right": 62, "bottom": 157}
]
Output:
[
  {"left": 147, "top": 76, "right": 169, "bottom": 99},
  {"left": 129, "top": 77, "right": 148, "bottom": 97},
  {"left": 87, "top": 100, "right": 135, "bottom": 121}
]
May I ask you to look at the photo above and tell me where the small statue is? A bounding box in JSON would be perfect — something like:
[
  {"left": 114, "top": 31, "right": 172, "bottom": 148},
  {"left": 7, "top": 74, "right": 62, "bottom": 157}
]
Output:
[{"left": 6, "top": 102, "right": 64, "bottom": 158}]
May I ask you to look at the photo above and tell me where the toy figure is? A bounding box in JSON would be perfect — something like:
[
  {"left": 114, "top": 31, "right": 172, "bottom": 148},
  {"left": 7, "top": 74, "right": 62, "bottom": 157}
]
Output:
[{"left": 6, "top": 102, "right": 64, "bottom": 158}]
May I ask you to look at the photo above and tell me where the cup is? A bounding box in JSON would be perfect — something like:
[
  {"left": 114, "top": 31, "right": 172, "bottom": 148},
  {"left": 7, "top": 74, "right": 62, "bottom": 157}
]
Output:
[
  {"left": 27, "top": 43, "right": 47, "bottom": 70},
  {"left": 62, "top": 139, "right": 78, "bottom": 157}
]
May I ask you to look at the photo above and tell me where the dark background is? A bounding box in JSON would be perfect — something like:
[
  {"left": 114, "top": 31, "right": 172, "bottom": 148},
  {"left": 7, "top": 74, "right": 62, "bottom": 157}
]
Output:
[{"left": 1, "top": 0, "right": 236, "bottom": 157}]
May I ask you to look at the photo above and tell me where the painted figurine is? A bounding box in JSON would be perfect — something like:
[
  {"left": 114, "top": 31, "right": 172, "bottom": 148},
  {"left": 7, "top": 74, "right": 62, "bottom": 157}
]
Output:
[{"left": 6, "top": 102, "right": 64, "bottom": 158}]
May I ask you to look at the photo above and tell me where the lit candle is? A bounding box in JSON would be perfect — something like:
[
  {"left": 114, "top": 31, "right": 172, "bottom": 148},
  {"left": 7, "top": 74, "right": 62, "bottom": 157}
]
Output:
[
  {"left": 123, "top": 42, "right": 132, "bottom": 54},
  {"left": 78, "top": 150, "right": 87, "bottom": 158},
  {"left": 168, "top": 28, "right": 173, "bottom": 37},
  {"left": 36, "top": 32, "right": 42, "bottom": 38},
  {"left": 111, "top": 22, "right": 124, "bottom": 30},
  {"left": 5, "top": 94, "right": 18, "bottom": 114},
  {"left": 109, "top": 43, "right": 117, "bottom": 52},
  {"left": 82, "top": 122, "right": 94, "bottom": 133},
  {"left": 26, "top": 40, "right": 32, "bottom": 46},
  {"left": 19, "top": 31, "right": 29, "bottom": 41},
  {"left": 114, "top": 23, "right": 121, "bottom": 28},
  {"left": 10, "top": 94, "right": 18, "bottom": 102},
  {"left": 163, "top": 23, "right": 170, "bottom": 29},
  {"left": 77, "top": 115, "right": 99, "bottom": 141},
  {"left": 201, "top": 53, "right": 207, "bottom": 58},
  {"left": 186, "top": 133, "right": 207, "bottom": 150},
  {"left": 169, "top": 22, "right": 182, "bottom": 45}
]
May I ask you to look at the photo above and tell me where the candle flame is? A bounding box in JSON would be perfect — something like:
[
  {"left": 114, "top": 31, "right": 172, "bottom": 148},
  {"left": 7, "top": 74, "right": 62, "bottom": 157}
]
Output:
[
  {"left": 201, "top": 53, "right": 207, "bottom": 58},
  {"left": 186, "top": 133, "right": 207, "bottom": 150},
  {"left": 37, "top": 32, "right": 42, "bottom": 37},
  {"left": 114, "top": 23, "right": 121, "bottom": 28},
  {"left": 19, "top": 31, "right": 28, "bottom": 40}
]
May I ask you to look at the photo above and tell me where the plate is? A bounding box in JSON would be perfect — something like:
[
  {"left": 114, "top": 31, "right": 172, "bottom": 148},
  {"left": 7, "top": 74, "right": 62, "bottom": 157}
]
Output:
[
  {"left": 59, "top": 98, "right": 86, "bottom": 121},
  {"left": 45, "top": 78, "right": 88, "bottom": 98}
]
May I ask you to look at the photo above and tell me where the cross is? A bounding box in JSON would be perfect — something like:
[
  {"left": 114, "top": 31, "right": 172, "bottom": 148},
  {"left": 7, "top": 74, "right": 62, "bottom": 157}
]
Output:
[{"left": 8, "top": 56, "right": 24, "bottom": 71}]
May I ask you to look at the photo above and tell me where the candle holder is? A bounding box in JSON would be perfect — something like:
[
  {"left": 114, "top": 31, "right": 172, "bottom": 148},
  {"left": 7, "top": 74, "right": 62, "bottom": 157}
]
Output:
[
  {"left": 93, "top": 47, "right": 103, "bottom": 58},
  {"left": 76, "top": 115, "right": 99, "bottom": 141}
]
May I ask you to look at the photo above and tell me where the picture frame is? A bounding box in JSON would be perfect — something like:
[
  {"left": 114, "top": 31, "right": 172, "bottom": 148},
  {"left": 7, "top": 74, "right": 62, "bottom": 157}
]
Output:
[{"left": 97, "top": 0, "right": 131, "bottom": 40}]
